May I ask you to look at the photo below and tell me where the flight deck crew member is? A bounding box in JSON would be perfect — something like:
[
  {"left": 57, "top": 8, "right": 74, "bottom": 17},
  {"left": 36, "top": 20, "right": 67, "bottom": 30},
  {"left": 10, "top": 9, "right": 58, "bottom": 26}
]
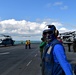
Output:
[
  {"left": 42, "top": 25, "right": 73, "bottom": 75},
  {"left": 40, "top": 37, "right": 46, "bottom": 59},
  {"left": 25, "top": 40, "right": 31, "bottom": 49},
  {"left": 28, "top": 40, "right": 31, "bottom": 49},
  {"left": 25, "top": 40, "right": 28, "bottom": 49}
]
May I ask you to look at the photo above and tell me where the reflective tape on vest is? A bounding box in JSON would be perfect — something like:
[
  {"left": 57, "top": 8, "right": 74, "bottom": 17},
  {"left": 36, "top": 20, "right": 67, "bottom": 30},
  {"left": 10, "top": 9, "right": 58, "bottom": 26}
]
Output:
[{"left": 47, "top": 46, "right": 52, "bottom": 54}]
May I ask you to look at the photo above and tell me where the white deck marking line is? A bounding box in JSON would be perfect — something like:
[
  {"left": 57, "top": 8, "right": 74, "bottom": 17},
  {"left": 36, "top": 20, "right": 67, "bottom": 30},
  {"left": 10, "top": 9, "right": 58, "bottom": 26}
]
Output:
[
  {"left": 35, "top": 54, "right": 37, "bottom": 57},
  {"left": 0, "top": 52, "right": 10, "bottom": 55},
  {"left": 26, "top": 60, "right": 32, "bottom": 66}
]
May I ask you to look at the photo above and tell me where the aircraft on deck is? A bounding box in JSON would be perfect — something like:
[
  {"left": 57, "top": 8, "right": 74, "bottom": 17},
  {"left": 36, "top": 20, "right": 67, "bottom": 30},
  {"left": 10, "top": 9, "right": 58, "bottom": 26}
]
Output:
[
  {"left": 0, "top": 34, "right": 15, "bottom": 46},
  {"left": 59, "top": 31, "right": 76, "bottom": 42},
  {"left": 59, "top": 31, "right": 76, "bottom": 52}
]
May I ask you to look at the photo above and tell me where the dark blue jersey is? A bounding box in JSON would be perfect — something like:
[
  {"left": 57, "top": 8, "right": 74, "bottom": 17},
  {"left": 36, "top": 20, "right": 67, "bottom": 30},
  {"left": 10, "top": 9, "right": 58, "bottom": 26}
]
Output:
[{"left": 42, "top": 39, "right": 73, "bottom": 75}]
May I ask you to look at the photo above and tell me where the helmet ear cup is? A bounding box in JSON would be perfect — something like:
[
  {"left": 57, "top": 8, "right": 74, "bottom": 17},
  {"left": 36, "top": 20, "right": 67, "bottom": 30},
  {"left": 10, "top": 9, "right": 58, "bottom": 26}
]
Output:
[{"left": 54, "top": 30, "right": 59, "bottom": 36}]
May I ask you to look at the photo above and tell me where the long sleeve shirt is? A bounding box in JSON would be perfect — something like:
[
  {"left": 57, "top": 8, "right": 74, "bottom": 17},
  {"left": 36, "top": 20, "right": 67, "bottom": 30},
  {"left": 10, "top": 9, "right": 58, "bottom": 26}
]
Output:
[
  {"left": 53, "top": 44, "right": 73, "bottom": 75},
  {"left": 39, "top": 41, "right": 46, "bottom": 52}
]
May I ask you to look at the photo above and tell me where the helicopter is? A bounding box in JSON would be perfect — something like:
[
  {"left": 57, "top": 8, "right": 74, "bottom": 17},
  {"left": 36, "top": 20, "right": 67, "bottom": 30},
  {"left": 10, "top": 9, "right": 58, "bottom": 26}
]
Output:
[{"left": 0, "top": 34, "right": 15, "bottom": 46}]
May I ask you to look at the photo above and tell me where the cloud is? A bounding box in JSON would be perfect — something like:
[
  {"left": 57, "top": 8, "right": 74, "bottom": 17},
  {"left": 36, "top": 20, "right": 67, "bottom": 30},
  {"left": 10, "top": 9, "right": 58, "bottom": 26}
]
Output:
[
  {"left": 0, "top": 19, "right": 74, "bottom": 40},
  {"left": 53, "top": 2, "right": 63, "bottom": 6},
  {"left": 54, "top": 2, "right": 68, "bottom": 10},
  {"left": 59, "top": 27, "right": 69, "bottom": 33},
  {"left": 46, "top": 2, "right": 63, "bottom": 8},
  {"left": 60, "top": 6, "right": 68, "bottom": 10},
  {"left": 46, "top": 2, "right": 68, "bottom": 10},
  {"left": 0, "top": 19, "right": 47, "bottom": 39}
]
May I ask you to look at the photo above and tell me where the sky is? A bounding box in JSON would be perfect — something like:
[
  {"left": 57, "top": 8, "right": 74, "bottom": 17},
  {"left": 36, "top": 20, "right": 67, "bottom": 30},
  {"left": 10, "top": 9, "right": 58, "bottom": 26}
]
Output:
[{"left": 0, "top": 0, "right": 76, "bottom": 41}]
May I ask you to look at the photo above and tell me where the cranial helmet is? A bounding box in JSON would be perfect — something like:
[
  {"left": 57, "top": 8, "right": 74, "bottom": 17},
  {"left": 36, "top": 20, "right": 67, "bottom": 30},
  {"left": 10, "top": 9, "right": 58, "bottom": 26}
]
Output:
[
  {"left": 47, "top": 25, "right": 59, "bottom": 36},
  {"left": 42, "top": 29, "right": 49, "bottom": 41},
  {"left": 43, "top": 25, "right": 59, "bottom": 42}
]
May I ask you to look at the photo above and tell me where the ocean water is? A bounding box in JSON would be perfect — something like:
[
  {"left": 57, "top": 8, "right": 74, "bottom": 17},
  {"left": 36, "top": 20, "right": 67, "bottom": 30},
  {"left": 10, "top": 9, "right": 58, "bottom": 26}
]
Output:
[{"left": 14, "top": 40, "right": 41, "bottom": 45}]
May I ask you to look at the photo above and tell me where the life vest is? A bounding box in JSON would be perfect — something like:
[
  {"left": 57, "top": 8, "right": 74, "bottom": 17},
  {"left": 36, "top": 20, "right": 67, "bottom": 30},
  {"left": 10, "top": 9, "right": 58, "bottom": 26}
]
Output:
[
  {"left": 42, "top": 39, "right": 65, "bottom": 75},
  {"left": 25, "top": 41, "right": 28, "bottom": 45},
  {"left": 27, "top": 40, "right": 30, "bottom": 44}
]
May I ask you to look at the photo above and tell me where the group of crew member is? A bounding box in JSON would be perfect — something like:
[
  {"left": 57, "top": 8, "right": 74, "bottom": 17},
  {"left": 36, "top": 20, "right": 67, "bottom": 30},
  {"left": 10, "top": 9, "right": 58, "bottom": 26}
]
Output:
[
  {"left": 25, "top": 40, "right": 31, "bottom": 49},
  {"left": 39, "top": 25, "right": 73, "bottom": 75}
]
